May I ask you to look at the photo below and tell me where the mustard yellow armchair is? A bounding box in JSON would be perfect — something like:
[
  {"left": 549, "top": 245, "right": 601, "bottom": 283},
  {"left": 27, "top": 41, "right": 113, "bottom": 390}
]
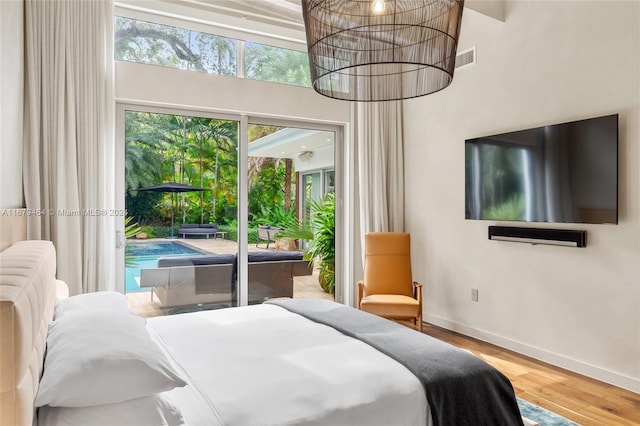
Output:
[{"left": 357, "top": 232, "right": 423, "bottom": 332}]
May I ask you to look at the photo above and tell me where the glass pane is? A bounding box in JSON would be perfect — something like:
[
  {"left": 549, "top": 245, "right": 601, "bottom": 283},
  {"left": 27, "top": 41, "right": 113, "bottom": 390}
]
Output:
[
  {"left": 246, "top": 125, "right": 335, "bottom": 303},
  {"left": 115, "top": 16, "right": 237, "bottom": 76},
  {"left": 303, "top": 173, "right": 321, "bottom": 223},
  {"left": 124, "top": 111, "right": 239, "bottom": 316},
  {"left": 324, "top": 170, "right": 335, "bottom": 193},
  {"left": 244, "top": 42, "right": 311, "bottom": 87}
]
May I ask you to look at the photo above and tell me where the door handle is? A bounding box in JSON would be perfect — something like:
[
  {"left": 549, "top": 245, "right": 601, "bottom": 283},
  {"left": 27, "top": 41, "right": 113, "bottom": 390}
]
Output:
[{"left": 116, "top": 230, "right": 124, "bottom": 249}]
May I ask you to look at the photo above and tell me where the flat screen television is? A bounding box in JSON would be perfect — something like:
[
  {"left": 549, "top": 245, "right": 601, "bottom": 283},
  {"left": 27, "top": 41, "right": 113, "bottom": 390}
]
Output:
[{"left": 465, "top": 114, "right": 618, "bottom": 224}]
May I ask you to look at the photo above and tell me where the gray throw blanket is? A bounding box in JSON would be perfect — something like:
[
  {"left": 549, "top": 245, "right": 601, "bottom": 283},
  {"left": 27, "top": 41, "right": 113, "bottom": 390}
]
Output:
[{"left": 266, "top": 298, "right": 523, "bottom": 426}]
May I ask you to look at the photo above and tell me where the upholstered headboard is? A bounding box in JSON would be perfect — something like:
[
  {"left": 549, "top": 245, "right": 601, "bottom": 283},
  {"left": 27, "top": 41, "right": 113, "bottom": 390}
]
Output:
[
  {"left": 0, "top": 211, "right": 27, "bottom": 251},
  {"left": 0, "top": 240, "right": 57, "bottom": 426}
]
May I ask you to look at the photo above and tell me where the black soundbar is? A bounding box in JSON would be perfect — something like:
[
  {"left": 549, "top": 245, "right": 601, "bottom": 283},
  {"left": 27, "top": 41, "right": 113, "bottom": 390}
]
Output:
[{"left": 488, "top": 226, "right": 587, "bottom": 247}]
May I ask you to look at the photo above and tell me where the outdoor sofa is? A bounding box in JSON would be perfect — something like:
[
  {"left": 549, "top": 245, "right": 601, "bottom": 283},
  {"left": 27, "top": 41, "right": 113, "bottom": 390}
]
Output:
[
  {"left": 178, "top": 224, "right": 218, "bottom": 238},
  {"left": 246, "top": 251, "right": 312, "bottom": 303},
  {"left": 141, "top": 254, "right": 235, "bottom": 308},
  {"left": 140, "top": 251, "right": 313, "bottom": 308}
]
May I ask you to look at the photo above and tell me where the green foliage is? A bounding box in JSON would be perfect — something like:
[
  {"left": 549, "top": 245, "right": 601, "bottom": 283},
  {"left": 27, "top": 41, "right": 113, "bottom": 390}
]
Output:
[
  {"left": 248, "top": 163, "right": 287, "bottom": 222},
  {"left": 278, "top": 219, "right": 314, "bottom": 241},
  {"left": 483, "top": 193, "right": 525, "bottom": 221},
  {"left": 216, "top": 224, "right": 238, "bottom": 243},
  {"left": 125, "top": 216, "right": 142, "bottom": 239},
  {"left": 252, "top": 205, "right": 297, "bottom": 229},
  {"left": 146, "top": 226, "right": 173, "bottom": 238},
  {"left": 125, "top": 111, "right": 239, "bottom": 226},
  {"left": 244, "top": 42, "right": 311, "bottom": 87},
  {"left": 140, "top": 225, "right": 156, "bottom": 238},
  {"left": 115, "top": 16, "right": 236, "bottom": 75},
  {"left": 124, "top": 112, "right": 304, "bottom": 250},
  {"left": 125, "top": 190, "right": 162, "bottom": 224},
  {"left": 116, "top": 16, "right": 314, "bottom": 87},
  {"left": 294, "top": 193, "right": 335, "bottom": 295},
  {"left": 124, "top": 217, "right": 142, "bottom": 267}
]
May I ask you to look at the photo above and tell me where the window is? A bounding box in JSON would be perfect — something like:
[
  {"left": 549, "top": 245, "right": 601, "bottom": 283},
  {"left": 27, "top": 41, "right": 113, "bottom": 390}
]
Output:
[
  {"left": 115, "top": 17, "right": 311, "bottom": 88},
  {"left": 244, "top": 42, "right": 311, "bottom": 87},
  {"left": 115, "top": 17, "right": 236, "bottom": 76}
]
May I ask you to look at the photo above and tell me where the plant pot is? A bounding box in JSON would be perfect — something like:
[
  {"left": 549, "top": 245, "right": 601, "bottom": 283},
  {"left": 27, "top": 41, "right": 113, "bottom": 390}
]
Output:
[
  {"left": 318, "top": 261, "right": 335, "bottom": 295},
  {"left": 275, "top": 238, "right": 299, "bottom": 251}
]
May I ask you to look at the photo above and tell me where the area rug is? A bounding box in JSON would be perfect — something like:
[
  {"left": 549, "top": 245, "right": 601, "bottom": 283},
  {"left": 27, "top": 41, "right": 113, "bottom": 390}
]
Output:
[{"left": 517, "top": 397, "right": 580, "bottom": 426}]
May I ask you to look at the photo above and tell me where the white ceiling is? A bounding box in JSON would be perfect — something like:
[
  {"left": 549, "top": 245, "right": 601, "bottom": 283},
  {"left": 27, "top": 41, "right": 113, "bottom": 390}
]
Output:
[
  {"left": 174, "top": 0, "right": 506, "bottom": 26},
  {"left": 122, "top": 0, "right": 504, "bottom": 48},
  {"left": 248, "top": 128, "right": 334, "bottom": 159},
  {"left": 177, "top": 0, "right": 304, "bottom": 29}
]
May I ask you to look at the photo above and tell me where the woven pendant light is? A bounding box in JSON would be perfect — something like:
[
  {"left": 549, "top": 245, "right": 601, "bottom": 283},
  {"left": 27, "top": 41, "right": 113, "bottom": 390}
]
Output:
[{"left": 302, "top": 0, "right": 465, "bottom": 102}]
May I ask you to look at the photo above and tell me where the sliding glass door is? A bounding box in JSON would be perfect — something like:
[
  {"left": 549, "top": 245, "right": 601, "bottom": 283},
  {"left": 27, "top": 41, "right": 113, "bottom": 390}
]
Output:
[
  {"left": 117, "top": 105, "right": 240, "bottom": 314},
  {"left": 245, "top": 124, "right": 336, "bottom": 304},
  {"left": 116, "top": 104, "right": 343, "bottom": 315}
]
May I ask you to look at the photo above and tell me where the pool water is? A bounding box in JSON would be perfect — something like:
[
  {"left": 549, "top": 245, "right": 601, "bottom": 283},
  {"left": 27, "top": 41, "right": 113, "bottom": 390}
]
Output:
[{"left": 125, "top": 242, "right": 205, "bottom": 293}]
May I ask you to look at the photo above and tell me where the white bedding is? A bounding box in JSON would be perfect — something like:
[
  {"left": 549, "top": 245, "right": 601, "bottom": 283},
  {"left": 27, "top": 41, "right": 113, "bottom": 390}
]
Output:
[
  {"left": 38, "top": 394, "right": 185, "bottom": 426},
  {"left": 149, "top": 304, "right": 431, "bottom": 426}
]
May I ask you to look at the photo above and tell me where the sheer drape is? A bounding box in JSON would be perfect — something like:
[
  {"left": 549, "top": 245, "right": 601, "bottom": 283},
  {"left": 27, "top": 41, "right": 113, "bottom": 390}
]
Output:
[
  {"left": 24, "top": 0, "right": 115, "bottom": 295},
  {"left": 353, "top": 101, "right": 405, "bottom": 251}
]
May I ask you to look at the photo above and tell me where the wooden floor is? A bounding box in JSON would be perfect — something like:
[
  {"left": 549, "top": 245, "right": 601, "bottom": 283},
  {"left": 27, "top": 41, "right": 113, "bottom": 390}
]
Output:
[{"left": 422, "top": 323, "right": 640, "bottom": 426}]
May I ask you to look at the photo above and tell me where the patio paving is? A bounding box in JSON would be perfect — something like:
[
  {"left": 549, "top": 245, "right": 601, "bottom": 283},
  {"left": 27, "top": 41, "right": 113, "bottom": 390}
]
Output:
[{"left": 126, "top": 236, "right": 333, "bottom": 318}]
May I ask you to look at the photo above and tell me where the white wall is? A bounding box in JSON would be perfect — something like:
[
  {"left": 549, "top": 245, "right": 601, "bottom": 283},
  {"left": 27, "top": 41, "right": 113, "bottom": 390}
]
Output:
[
  {"left": 295, "top": 145, "right": 334, "bottom": 173},
  {"left": 116, "top": 61, "right": 349, "bottom": 124},
  {"left": 404, "top": 1, "right": 640, "bottom": 392},
  {"left": 0, "top": 0, "right": 24, "bottom": 209},
  {"left": 116, "top": 60, "right": 352, "bottom": 297}
]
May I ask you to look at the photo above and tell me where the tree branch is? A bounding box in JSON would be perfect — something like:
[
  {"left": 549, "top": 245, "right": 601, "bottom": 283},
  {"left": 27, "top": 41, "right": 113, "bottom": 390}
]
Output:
[{"left": 116, "top": 24, "right": 206, "bottom": 72}]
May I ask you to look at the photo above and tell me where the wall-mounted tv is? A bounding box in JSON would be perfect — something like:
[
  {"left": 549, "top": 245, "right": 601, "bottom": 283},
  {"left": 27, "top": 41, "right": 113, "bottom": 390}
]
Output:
[{"left": 465, "top": 114, "right": 618, "bottom": 224}]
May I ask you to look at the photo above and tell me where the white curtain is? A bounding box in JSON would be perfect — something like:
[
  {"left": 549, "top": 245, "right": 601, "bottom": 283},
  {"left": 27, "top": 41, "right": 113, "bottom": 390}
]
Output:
[
  {"left": 24, "top": 0, "right": 115, "bottom": 295},
  {"left": 353, "top": 101, "right": 405, "bottom": 250}
]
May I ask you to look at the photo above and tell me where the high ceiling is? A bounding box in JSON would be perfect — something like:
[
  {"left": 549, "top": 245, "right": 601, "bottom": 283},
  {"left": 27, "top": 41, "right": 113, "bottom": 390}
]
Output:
[
  {"left": 119, "top": 0, "right": 504, "bottom": 48},
  {"left": 190, "top": 0, "right": 303, "bottom": 25},
  {"left": 170, "top": 0, "right": 505, "bottom": 31}
]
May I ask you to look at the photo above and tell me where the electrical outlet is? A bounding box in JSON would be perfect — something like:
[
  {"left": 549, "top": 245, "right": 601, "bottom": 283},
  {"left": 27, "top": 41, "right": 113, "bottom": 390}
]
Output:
[{"left": 471, "top": 288, "right": 479, "bottom": 302}]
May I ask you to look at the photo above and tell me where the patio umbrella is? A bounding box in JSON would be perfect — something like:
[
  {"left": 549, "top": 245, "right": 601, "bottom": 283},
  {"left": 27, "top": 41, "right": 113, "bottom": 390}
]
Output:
[{"left": 137, "top": 182, "right": 208, "bottom": 237}]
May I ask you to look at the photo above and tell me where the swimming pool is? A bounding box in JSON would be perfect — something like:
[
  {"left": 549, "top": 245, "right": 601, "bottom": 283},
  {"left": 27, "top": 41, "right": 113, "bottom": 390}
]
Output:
[{"left": 125, "top": 242, "right": 206, "bottom": 293}]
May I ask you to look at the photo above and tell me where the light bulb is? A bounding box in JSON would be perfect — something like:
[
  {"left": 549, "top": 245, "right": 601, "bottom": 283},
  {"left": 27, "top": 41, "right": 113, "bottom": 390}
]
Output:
[{"left": 372, "top": 0, "right": 385, "bottom": 14}]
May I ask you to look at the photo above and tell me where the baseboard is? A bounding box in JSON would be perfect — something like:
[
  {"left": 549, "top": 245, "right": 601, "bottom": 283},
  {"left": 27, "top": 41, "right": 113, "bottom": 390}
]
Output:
[{"left": 423, "top": 313, "right": 640, "bottom": 394}]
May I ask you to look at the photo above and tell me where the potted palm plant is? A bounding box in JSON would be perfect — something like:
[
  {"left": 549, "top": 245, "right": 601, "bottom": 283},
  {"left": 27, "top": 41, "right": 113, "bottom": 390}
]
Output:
[{"left": 279, "top": 193, "right": 335, "bottom": 294}]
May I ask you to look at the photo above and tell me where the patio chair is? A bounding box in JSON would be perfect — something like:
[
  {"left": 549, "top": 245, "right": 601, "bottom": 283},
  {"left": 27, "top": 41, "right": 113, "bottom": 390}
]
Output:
[{"left": 256, "top": 225, "right": 282, "bottom": 249}]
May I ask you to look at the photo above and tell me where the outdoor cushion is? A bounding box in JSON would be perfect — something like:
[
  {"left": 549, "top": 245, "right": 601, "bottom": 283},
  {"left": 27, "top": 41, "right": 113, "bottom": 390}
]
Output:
[
  {"left": 158, "top": 254, "right": 236, "bottom": 268},
  {"left": 178, "top": 224, "right": 218, "bottom": 233},
  {"left": 248, "top": 251, "right": 304, "bottom": 262}
]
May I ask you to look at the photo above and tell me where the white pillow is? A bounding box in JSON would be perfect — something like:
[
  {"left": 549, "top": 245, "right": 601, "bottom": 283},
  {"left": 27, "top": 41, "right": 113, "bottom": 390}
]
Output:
[
  {"left": 37, "top": 393, "right": 185, "bottom": 426},
  {"left": 54, "top": 291, "right": 130, "bottom": 320},
  {"left": 35, "top": 312, "right": 186, "bottom": 407}
]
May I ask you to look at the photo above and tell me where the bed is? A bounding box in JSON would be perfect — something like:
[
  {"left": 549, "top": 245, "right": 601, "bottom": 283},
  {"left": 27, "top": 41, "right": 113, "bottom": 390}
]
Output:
[{"left": 0, "top": 239, "right": 525, "bottom": 426}]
